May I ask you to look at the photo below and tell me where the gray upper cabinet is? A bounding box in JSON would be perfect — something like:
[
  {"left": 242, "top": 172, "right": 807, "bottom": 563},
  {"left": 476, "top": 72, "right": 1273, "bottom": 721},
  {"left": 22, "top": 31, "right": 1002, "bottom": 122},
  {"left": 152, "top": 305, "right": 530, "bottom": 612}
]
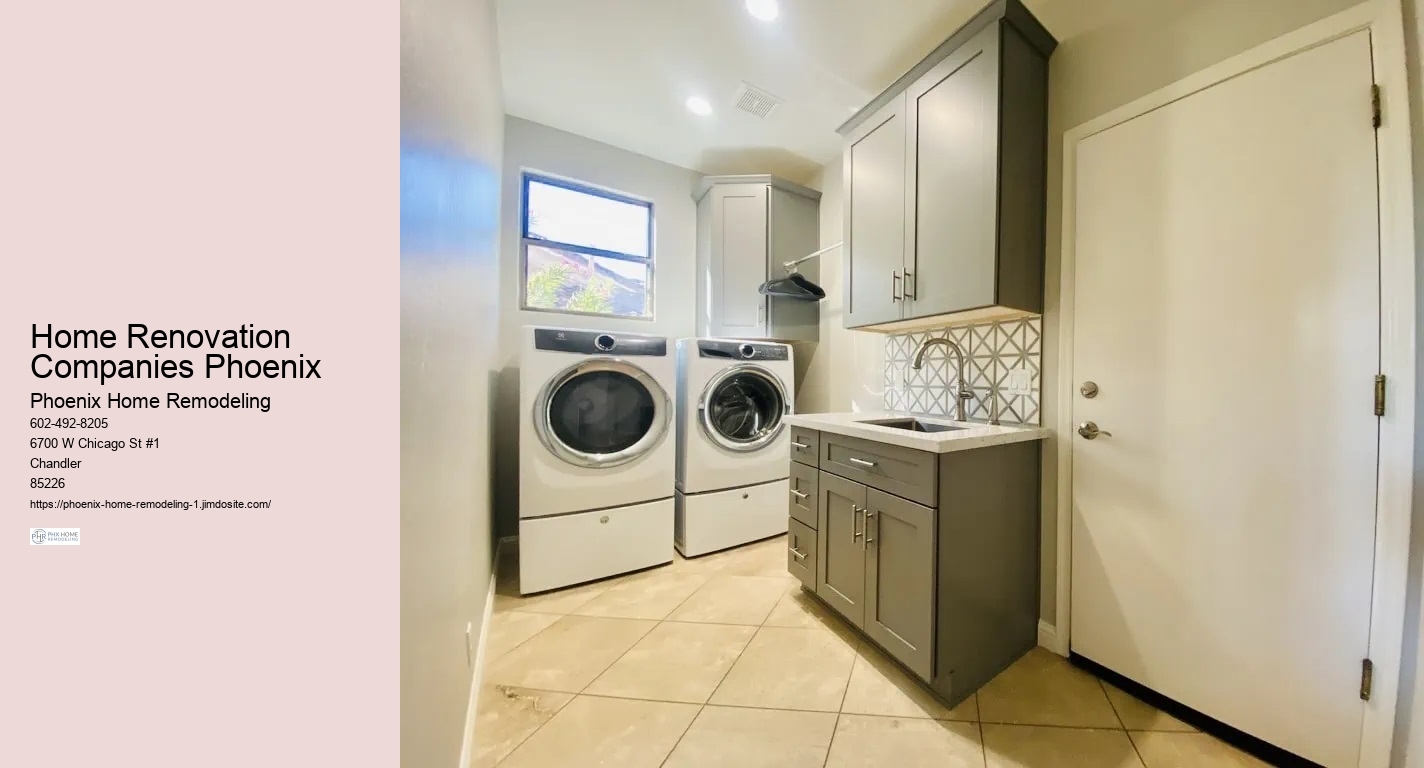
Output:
[
  {"left": 696, "top": 175, "right": 821, "bottom": 341},
  {"left": 843, "top": 94, "right": 907, "bottom": 328},
  {"left": 864, "top": 489, "right": 936, "bottom": 679},
  {"left": 838, "top": 0, "right": 1055, "bottom": 331},
  {"left": 904, "top": 24, "right": 999, "bottom": 318}
]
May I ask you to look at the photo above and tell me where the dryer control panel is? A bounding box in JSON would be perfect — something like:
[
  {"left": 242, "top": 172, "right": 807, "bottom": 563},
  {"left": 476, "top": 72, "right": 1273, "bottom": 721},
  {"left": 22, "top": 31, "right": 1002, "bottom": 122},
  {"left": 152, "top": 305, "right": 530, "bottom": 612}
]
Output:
[
  {"left": 697, "top": 340, "right": 789, "bottom": 361},
  {"left": 534, "top": 328, "right": 668, "bottom": 356}
]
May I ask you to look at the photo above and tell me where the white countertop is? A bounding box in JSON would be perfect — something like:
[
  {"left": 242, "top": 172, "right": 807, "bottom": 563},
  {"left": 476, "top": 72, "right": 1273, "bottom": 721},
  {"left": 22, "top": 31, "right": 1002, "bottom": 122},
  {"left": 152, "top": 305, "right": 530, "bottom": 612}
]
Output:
[{"left": 783, "top": 411, "right": 1049, "bottom": 454}]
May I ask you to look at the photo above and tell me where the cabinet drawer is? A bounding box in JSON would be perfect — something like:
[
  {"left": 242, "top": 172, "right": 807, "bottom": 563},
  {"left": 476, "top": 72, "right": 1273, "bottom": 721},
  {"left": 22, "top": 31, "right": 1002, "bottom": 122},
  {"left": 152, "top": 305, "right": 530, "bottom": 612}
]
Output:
[
  {"left": 789, "top": 427, "right": 820, "bottom": 466},
  {"left": 819, "top": 432, "right": 937, "bottom": 507},
  {"left": 788, "top": 460, "right": 819, "bottom": 529},
  {"left": 787, "top": 517, "right": 817, "bottom": 589}
]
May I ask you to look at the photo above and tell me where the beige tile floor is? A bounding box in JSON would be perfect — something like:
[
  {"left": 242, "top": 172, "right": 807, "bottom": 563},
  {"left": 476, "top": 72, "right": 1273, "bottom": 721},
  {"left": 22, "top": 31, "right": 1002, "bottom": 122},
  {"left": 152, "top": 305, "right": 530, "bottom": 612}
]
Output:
[{"left": 473, "top": 536, "right": 1269, "bottom": 768}]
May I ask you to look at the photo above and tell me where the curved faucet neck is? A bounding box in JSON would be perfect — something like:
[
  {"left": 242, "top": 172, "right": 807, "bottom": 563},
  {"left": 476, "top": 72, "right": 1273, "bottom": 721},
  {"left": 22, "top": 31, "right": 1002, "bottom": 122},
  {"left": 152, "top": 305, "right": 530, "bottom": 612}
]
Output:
[{"left": 911, "top": 337, "right": 965, "bottom": 369}]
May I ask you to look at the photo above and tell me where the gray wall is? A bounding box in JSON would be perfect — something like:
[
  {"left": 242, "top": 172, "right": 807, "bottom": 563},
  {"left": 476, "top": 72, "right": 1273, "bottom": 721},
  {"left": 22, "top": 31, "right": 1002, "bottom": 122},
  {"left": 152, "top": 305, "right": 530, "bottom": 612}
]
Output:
[
  {"left": 796, "top": 161, "right": 885, "bottom": 415},
  {"left": 399, "top": 0, "right": 503, "bottom": 765},
  {"left": 493, "top": 117, "right": 702, "bottom": 536}
]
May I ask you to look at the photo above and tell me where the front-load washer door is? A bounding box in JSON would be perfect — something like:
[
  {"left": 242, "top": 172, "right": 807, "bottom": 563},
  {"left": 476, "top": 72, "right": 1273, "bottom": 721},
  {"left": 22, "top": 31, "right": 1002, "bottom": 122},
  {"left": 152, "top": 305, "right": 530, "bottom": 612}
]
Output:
[
  {"left": 698, "top": 364, "right": 789, "bottom": 453},
  {"left": 534, "top": 357, "right": 671, "bottom": 469}
]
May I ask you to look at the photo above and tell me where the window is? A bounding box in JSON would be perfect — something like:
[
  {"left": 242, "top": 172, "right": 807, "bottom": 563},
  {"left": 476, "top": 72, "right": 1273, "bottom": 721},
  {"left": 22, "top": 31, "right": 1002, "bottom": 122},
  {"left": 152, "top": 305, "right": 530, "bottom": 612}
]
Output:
[{"left": 521, "top": 173, "right": 653, "bottom": 319}]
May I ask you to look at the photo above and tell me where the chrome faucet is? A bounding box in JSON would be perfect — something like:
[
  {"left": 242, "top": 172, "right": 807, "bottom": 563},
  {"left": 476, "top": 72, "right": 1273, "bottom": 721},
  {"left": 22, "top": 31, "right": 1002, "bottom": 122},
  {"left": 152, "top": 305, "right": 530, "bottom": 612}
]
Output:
[{"left": 910, "top": 337, "right": 985, "bottom": 423}]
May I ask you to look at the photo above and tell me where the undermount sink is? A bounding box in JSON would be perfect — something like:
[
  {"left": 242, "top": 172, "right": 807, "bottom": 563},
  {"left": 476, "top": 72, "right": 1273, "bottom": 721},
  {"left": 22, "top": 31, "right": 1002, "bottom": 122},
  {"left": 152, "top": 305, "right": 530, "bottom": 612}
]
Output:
[{"left": 859, "top": 418, "right": 965, "bottom": 433}]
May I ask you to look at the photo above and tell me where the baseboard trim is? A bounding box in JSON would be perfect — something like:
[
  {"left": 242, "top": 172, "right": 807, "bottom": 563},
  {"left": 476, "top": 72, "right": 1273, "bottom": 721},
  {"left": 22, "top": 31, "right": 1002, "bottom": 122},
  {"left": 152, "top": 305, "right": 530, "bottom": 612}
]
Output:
[
  {"left": 1037, "top": 619, "right": 1064, "bottom": 656},
  {"left": 456, "top": 539, "right": 503, "bottom": 768}
]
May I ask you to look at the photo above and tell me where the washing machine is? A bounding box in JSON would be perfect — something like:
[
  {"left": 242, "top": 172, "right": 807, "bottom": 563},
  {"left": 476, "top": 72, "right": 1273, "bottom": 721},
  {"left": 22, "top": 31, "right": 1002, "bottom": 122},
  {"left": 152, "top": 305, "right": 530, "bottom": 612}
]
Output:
[
  {"left": 519, "top": 326, "right": 675, "bottom": 593},
  {"left": 675, "top": 338, "right": 794, "bottom": 557}
]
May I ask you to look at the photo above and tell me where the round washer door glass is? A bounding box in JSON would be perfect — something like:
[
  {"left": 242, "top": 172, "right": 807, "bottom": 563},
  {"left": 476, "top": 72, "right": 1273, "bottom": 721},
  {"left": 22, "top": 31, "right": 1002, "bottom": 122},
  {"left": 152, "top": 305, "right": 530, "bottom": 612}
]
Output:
[
  {"left": 702, "top": 367, "right": 786, "bottom": 451},
  {"left": 538, "top": 360, "right": 668, "bottom": 468}
]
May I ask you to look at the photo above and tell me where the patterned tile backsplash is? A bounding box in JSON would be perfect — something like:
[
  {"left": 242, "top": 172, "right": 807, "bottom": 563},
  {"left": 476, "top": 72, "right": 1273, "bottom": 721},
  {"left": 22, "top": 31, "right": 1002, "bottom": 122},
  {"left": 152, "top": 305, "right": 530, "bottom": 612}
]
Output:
[{"left": 883, "top": 316, "right": 1042, "bottom": 425}]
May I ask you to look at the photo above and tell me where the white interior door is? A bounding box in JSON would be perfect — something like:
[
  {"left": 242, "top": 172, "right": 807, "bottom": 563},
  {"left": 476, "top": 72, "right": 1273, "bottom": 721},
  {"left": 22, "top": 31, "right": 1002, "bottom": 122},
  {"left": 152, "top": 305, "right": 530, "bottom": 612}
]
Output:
[{"left": 1070, "top": 30, "right": 1380, "bottom": 768}]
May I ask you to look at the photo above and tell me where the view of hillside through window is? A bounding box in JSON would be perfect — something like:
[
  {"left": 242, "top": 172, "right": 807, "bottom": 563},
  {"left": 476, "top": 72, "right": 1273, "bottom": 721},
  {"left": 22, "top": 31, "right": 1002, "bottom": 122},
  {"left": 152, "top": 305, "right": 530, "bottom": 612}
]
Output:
[{"left": 521, "top": 175, "right": 652, "bottom": 318}]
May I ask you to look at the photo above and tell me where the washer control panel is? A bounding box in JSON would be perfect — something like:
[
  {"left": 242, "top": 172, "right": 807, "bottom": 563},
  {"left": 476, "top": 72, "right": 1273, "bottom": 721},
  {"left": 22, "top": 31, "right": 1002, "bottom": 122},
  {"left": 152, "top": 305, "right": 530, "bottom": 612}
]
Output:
[
  {"left": 534, "top": 328, "right": 667, "bottom": 356},
  {"left": 697, "top": 339, "right": 789, "bottom": 361}
]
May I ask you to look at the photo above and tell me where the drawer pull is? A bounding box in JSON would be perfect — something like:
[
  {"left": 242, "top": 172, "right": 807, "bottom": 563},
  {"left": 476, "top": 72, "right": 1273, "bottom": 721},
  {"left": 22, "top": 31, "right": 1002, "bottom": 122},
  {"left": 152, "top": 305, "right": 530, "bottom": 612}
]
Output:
[
  {"left": 789, "top": 547, "right": 808, "bottom": 561},
  {"left": 790, "top": 489, "right": 808, "bottom": 499},
  {"left": 848, "top": 457, "right": 877, "bottom": 468},
  {"left": 791, "top": 441, "right": 810, "bottom": 449}
]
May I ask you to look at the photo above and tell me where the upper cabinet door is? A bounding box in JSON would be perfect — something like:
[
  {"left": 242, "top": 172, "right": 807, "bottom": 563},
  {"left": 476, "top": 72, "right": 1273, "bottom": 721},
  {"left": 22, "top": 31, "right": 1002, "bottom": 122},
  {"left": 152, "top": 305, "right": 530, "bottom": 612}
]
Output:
[
  {"left": 904, "top": 23, "right": 1000, "bottom": 318},
  {"left": 843, "top": 93, "right": 907, "bottom": 328},
  {"left": 709, "top": 184, "right": 769, "bottom": 337}
]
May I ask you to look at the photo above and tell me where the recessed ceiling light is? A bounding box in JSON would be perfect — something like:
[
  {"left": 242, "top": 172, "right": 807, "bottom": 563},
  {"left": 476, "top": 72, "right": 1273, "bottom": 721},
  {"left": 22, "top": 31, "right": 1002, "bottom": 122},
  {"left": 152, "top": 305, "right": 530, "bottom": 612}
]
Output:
[
  {"left": 745, "top": 0, "right": 779, "bottom": 22},
  {"left": 685, "top": 96, "right": 712, "bottom": 116}
]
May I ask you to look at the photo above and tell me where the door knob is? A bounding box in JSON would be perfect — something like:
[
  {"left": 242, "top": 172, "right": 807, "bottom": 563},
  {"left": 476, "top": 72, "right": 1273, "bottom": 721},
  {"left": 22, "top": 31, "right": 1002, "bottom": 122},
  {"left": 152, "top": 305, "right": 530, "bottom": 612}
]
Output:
[{"left": 1077, "top": 421, "right": 1111, "bottom": 439}]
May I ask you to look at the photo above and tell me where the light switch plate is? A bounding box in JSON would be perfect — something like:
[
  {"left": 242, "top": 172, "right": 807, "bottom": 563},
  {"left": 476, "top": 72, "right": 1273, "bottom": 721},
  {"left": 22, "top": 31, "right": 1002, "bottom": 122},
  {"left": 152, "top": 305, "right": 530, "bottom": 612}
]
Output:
[{"left": 1007, "top": 367, "right": 1031, "bottom": 395}]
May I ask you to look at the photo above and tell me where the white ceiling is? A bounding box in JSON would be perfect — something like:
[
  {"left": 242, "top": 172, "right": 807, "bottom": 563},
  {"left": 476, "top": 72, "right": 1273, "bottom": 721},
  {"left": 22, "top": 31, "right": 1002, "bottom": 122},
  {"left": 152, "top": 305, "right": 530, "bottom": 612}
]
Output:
[{"left": 496, "top": 0, "right": 1109, "bottom": 185}]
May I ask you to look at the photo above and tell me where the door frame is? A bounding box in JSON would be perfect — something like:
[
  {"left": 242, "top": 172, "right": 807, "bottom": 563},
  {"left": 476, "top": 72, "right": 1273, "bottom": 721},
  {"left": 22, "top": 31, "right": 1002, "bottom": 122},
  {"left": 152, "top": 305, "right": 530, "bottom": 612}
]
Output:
[{"left": 1051, "top": 2, "right": 1416, "bottom": 766}]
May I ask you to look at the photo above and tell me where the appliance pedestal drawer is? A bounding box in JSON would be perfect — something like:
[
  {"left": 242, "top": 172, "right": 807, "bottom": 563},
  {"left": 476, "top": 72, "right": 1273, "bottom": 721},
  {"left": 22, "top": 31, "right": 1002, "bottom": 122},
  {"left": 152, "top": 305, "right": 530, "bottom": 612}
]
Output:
[
  {"left": 519, "top": 497, "right": 674, "bottom": 594},
  {"left": 676, "top": 479, "right": 789, "bottom": 558}
]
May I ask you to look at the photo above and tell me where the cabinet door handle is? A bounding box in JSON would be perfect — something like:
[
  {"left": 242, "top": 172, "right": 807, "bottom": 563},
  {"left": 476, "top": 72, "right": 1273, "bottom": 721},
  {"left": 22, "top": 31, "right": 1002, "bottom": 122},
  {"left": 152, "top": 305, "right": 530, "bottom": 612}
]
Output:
[
  {"left": 852, "top": 505, "right": 864, "bottom": 540},
  {"left": 789, "top": 547, "right": 808, "bottom": 561},
  {"left": 791, "top": 441, "right": 809, "bottom": 449},
  {"left": 848, "top": 457, "right": 877, "bottom": 468},
  {"left": 790, "top": 489, "right": 808, "bottom": 499},
  {"left": 892, "top": 271, "right": 902, "bottom": 301},
  {"left": 864, "top": 510, "right": 878, "bottom": 546},
  {"left": 903, "top": 269, "right": 915, "bottom": 299}
]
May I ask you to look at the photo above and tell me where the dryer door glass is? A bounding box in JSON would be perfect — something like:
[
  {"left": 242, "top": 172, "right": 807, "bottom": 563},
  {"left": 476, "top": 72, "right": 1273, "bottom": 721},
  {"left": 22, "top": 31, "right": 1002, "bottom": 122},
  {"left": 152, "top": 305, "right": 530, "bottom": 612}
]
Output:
[
  {"left": 702, "top": 367, "right": 786, "bottom": 452},
  {"left": 547, "top": 370, "right": 656, "bottom": 456}
]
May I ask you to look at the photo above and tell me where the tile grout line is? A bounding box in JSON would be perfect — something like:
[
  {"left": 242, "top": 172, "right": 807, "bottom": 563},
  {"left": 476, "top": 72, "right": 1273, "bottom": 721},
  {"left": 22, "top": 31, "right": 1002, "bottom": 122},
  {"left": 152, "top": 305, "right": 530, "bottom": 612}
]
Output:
[
  {"left": 822, "top": 636, "right": 862, "bottom": 768},
  {"left": 656, "top": 623, "right": 760, "bottom": 768},
  {"left": 977, "top": 715, "right": 990, "bottom": 768},
  {"left": 487, "top": 546, "right": 783, "bottom": 765},
  {"left": 489, "top": 688, "right": 576, "bottom": 768},
  {"left": 491, "top": 615, "right": 660, "bottom": 766},
  {"left": 1099, "top": 678, "right": 1151, "bottom": 767},
  {"left": 484, "top": 613, "right": 564, "bottom": 665}
]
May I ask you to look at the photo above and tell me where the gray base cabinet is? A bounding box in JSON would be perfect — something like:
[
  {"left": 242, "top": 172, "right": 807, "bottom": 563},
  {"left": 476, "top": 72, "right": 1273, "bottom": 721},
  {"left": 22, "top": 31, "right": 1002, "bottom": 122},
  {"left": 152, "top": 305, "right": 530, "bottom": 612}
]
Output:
[
  {"left": 865, "top": 489, "right": 936, "bottom": 679},
  {"left": 787, "top": 427, "right": 1041, "bottom": 708},
  {"left": 816, "top": 472, "right": 866, "bottom": 624}
]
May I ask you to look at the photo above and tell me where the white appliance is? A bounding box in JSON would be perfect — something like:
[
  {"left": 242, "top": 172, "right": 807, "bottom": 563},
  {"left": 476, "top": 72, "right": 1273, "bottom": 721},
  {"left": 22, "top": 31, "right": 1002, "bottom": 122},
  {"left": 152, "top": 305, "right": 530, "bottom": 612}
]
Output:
[
  {"left": 675, "top": 338, "right": 794, "bottom": 556},
  {"left": 519, "top": 326, "right": 675, "bottom": 593}
]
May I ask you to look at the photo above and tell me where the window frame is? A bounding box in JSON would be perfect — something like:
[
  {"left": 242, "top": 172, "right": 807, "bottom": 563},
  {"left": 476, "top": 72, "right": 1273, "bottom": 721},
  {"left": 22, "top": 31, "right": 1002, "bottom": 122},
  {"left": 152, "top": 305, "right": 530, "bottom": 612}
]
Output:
[{"left": 519, "top": 171, "right": 655, "bottom": 321}]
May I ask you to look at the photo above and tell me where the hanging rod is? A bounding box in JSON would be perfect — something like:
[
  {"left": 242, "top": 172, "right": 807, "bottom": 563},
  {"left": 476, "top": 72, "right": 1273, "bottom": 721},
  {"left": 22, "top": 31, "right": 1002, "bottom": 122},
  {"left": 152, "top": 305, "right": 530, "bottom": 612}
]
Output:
[{"left": 783, "top": 241, "right": 843, "bottom": 273}]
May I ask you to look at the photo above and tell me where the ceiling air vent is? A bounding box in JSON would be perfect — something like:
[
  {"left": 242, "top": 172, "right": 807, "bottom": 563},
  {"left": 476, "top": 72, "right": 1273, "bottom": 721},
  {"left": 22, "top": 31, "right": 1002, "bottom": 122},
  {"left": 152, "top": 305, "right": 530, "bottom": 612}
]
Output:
[{"left": 733, "top": 83, "right": 783, "bottom": 119}]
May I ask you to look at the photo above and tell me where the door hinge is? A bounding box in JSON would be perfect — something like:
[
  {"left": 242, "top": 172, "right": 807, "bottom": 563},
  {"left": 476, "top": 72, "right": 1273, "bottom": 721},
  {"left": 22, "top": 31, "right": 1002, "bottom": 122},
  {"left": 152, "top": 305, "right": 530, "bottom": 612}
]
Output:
[
  {"left": 1361, "top": 658, "right": 1374, "bottom": 701},
  {"left": 1374, "top": 374, "right": 1386, "bottom": 416},
  {"left": 1371, "top": 84, "right": 1381, "bottom": 129}
]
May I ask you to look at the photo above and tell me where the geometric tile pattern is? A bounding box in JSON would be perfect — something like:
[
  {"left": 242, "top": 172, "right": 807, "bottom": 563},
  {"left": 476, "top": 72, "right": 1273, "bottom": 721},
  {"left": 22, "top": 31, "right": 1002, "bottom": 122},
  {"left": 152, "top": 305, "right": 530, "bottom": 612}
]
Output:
[{"left": 883, "top": 315, "right": 1041, "bottom": 425}]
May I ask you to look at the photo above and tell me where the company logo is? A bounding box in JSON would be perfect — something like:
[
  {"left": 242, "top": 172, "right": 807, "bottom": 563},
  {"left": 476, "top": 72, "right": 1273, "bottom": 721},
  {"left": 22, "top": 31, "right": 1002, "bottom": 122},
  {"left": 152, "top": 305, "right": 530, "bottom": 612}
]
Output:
[{"left": 30, "top": 527, "right": 80, "bottom": 546}]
